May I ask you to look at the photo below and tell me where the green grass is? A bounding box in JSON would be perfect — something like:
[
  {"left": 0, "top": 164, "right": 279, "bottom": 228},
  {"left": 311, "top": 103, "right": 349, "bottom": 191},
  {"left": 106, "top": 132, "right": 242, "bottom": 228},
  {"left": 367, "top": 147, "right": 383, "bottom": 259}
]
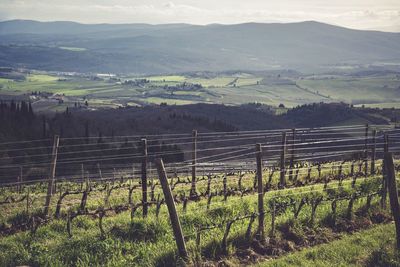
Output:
[
  {"left": 297, "top": 75, "right": 400, "bottom": 104},
  {"left": 185, "top": 77, "right": 237, "bottom": 87},
  {"left": 258, "top": 223, "right": 397, "bottom": 267},
  {"left": 0, "top": 160, "right": 392, "bottom": 266},
  {"left": 27, "top": 74, "right": 59, "bottom": 82},
  {"left": 235, "top": 77, "right": 262, "bottom": 87}
]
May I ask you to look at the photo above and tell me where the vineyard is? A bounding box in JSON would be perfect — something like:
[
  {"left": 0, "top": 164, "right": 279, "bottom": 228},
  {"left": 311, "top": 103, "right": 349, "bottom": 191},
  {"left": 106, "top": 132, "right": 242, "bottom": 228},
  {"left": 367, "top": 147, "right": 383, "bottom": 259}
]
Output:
[{"left": 0, "top": 124, "right": 399, "bottom": 266}]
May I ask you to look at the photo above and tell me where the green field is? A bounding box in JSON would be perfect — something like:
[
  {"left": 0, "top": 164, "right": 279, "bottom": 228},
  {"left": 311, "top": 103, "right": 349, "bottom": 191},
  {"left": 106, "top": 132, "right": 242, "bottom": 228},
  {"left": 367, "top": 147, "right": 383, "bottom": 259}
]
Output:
[
  {"left": 0, "top": 71, "right": 399, "bottom": 112},
  {"left": 259, "top": 223, "right": 398, "bottom": 267},
  {"left": 297, "top": 75, "right": 400, "bottom": 104}
]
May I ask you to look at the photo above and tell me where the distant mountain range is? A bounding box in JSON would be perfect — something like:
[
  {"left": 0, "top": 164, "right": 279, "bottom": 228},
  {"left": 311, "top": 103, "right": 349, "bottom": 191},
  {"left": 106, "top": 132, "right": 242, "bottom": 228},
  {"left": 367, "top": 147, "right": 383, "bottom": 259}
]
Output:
[{"left": 0, "top": 20, "right": 400, "bottom": 74}]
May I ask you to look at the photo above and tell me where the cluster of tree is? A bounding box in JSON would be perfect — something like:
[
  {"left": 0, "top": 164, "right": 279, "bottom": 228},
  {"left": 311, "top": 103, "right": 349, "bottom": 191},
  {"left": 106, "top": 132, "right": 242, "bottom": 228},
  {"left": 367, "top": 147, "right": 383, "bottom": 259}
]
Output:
[
  {"left": 284, "top": 102, "right": 388, "bottom": 127},
  {"left": 284, "top": 102, "right": 354, "bottom": 127},
  {"left": 0, "top": 67, "right": 26, "bottom": 81},
  {"left": 30, "top": 91, "right": 52, "bottom": 97},
  {"left": 168, "top": 112, "right": 237, "bottom": 132},
  {"left": 0, "top": 101, "right": 394, "bottom": 183},
  {"left": 163, "top": 82, "right": 203, "bottom": 95},
  {"left": 123, "top": 79, "right": 149, "bottom": 86},
  {"left": 0, "top": 101, "right": 36, "bottom": 141}
]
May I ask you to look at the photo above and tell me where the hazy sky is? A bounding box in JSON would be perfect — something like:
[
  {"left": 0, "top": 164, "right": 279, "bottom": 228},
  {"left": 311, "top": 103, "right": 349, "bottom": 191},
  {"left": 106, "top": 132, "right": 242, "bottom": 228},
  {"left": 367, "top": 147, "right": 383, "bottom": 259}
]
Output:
[{"left": 1, "top": 0, "right": 400, "bottom": 31}]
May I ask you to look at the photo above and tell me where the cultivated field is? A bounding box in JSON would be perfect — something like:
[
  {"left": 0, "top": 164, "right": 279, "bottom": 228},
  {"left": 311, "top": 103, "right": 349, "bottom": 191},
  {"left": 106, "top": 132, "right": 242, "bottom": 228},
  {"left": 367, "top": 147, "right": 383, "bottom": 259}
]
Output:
[{"left": 1, "top": 71, "right": 399, "bottom": 113}]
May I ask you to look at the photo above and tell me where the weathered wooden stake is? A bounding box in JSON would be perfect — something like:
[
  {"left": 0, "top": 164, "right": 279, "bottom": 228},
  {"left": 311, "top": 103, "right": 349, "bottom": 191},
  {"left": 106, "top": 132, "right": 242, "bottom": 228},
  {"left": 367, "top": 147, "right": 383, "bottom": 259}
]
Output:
[
  {"left": 255, "top": 144, "right": 265, "bottom": 240},
  {"left": 289, "top": 128, "right": 296, "bottom": 181},
  {"left": 97, "top": 163, "right": 103, "bottom": 180},
  {"left": 384, "top": 152, "right": 400, "bottom": 249},
  {"left": 190, "top": 130, "right": 198, "bottom": 197},
  {"left": 381, "top": 134, "right": 389, "bottom": 209},
  {"left": 155, "top": 158, "right": 188, "bottom": 260},
  {"left": 26, "top": 187, "right": 30, "bottom": 214},
  {"left": 371, "top": 129, "right": 377, "bottom": 175},
  {"left": 279, "top": 132, "right": 287, "bottom": 189},
  {"left": 270, "top": 199, "right": 276, "bottom": 237},
  {"left": 364, "top": 124, "right": 369, "bottom": 176},
  {"left": 256, "top": 144, "right": 265, "bottom": 241},
  {"left": 18, "top": 166, "right": 23, "bottom": 193},
  {"left": 67, "top": 209, "right": 72, "bottom": 238},
  {"left": 44, "top": 135, "right": 60, "bottom": 216},
  {"left": 318, "top": 164, "right": 322, "bottom": 180},
  {"left": 80, "top": 164, "right": 84, "bottom": 190},
  {"left": 141, "top": 138, "right": 148, "bottom": 218},
  {"left": 223, "top": 169, "right": 227, "bottom": 201}
]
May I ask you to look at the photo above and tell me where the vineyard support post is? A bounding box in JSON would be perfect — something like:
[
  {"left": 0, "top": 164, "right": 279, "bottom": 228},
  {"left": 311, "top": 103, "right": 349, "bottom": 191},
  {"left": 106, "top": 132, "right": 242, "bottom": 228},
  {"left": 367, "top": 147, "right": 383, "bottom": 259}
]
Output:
[
  {"left": 223, "top": 168, "right": 227, "bottom": 200},
  {"left": 26, "top": 187, "right": 30, "bottom": 214},
  {"left": 80, "top": 164, "right": 85, "bottom": 190},
  {"left": 384, "top": 152, "right": 400, "bottom": 249},
  {"left": 371, "top": 129, "right": 376, "bottom": 175},
  {"left": 190, "top": 130, "right": 198, "bottom": 197},
  {"left": 270, "top": 199, "right": 276, "bottom": 238},
  {"left": 18, "top": 166, "right": 23, "bottom": 193},
  {"left": 255, "top": 144, "right": 265, "bottom": 240},
  {"left": 141, "top": 138, "right": 148, "bottom": 217},
  {"left": 364, "top": 124, "right": 369, "bottom": 176},
  {"left": 44, "top": 135, "right": 60, "bottom": 216},
  {"left": 289, "top": 129, "right": 295, "bottom": 181},
  {"left": 381, "top": 134, "right": 389, "bottom": 209},
  {"left": 97, "top": 163, "right": 103, "bottom": 180},
  {"left": 279, "top": 132, "right": 287, "bottom": 189},
  {"left": 155, "top": 158, "right": 188, "bottom": 260}
]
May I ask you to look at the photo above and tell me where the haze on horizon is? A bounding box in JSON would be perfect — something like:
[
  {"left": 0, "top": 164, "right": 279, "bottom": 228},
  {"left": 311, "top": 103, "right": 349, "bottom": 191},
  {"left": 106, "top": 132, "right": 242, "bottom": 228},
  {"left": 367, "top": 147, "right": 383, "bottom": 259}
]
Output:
[{"left": 0, "top": 0, "right": 399, "bottom": 32}]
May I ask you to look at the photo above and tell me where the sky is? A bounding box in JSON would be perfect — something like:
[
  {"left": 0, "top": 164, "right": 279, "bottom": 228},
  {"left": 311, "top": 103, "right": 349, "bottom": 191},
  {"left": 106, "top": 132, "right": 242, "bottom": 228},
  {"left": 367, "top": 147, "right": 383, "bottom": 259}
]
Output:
[{"left": 1, "top": 0, "right": 400, "bottom": 32}]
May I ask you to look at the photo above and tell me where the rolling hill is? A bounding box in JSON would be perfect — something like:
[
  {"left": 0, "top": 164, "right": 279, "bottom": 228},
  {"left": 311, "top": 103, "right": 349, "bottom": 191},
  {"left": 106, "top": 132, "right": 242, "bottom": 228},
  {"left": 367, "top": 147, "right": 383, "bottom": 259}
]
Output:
[{"left": 0, "top": 20, "right": 400, "bottom": 74}]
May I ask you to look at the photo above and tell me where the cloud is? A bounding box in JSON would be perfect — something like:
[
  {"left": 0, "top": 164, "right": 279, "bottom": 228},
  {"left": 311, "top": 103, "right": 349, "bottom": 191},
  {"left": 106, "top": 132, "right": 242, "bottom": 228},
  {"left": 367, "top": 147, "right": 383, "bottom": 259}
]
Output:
[{"left": 164, "top": 2, "right": 175, "bottom": 9}]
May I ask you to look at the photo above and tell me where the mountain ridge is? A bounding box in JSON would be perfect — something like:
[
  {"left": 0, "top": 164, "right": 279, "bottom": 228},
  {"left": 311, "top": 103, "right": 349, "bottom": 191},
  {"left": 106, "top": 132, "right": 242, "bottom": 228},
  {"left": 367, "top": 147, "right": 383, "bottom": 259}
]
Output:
[{"left": 0, "top": 20, "right": 399, "bottom": 74}]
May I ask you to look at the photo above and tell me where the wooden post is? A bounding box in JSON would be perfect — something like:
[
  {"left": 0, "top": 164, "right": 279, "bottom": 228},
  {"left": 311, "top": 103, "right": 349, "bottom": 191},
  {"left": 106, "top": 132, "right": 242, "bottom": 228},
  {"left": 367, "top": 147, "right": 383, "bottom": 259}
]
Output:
[
  {"left": 371, "top": 129, "right": 376, "bottom": 175},
  {"left": 18, "top": 166, "right": 23, "bottom": 193},
  {"left": 80, "top": 164, "right": 84, "bottom": 190},
  {"left": 289, "top": 129, "right": 295, "bottom": 181},
  {"left": 270, "top": 199, "right": 276, "bottom": 238},
  {"left": 279, "top": 132, "right": 287, "bottom": 189},
  {"left": 223, "top": 168, "right": 227, "bottom": 200},
  {"left": 364, "top": 124, "right": 369, "bottom": 176},
  {"left": 141, "top": 138, "right": 148, "bottom": 218},
  {"left": 255, "top": 144, "right": 265, "bottom": 240},
  {"left": 97, "top": 163, "right": 103, "bottom": 180},
  {"left": 25, "top": 187, "right": 30, "bottom": 214},
  {"left": 381, "top": 134, "right": 389, "bottom": 209},
  {"left": 86, "top": 171, "right": 90, "bottom": 190},
  {"left": 155, "top": 158, "right": 188, "bottom": 260},
  {"left": 190, "top": 130, "right": 198, "bottom": 197},
  {"left": 384, "top": 152, "right": 400, "bottom": 249},
  {"left": 44, "top": 135, "right": 60, "bottom": 216}
]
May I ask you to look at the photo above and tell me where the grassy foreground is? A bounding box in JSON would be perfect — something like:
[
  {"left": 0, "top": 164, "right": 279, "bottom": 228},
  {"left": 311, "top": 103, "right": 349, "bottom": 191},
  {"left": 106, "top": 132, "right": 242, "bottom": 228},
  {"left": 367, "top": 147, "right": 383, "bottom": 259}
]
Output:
[{"left": 259, "top": 222, "right": 400, "bottom": 267}]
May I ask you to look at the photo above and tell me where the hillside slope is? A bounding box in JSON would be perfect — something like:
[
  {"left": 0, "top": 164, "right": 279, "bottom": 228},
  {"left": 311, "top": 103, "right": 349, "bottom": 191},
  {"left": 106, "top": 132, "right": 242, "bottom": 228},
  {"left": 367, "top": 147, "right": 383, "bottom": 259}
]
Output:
[{"left": 0, "top": 20, "right": 400, "bottom": 74}]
